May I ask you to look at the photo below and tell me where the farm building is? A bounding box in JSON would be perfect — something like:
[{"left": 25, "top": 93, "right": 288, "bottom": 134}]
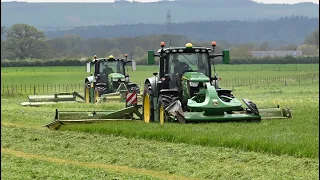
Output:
[{"left": 249, "top": 50, "right": 303, "bottom": 57}]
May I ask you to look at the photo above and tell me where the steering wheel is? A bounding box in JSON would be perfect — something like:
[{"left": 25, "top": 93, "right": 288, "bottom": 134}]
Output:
[{"left": 180, "top": 64, "right": 194, "bottom": 74}]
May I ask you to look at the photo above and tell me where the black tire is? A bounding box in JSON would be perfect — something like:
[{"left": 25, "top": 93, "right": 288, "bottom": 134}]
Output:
[
  {"left": 157, "top": 94, "right": 179, "bottom": 123},
  {"left": 142, "top": 82, "right": 154, "bottom": 123},
  {"left": 128, "top": 84, "right": 140, "bottom": 94},
  {"left": 95, "top": 83, "right": 107, "bottom": 96}
]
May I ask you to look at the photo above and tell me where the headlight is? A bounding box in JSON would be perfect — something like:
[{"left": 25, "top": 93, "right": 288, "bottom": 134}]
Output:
[
  {"left": 125, "top": 76, "right": 130, "bottom": 82},
  {"left": 120, "top": 78, "right": 126, "bottom": 82},
  {"left": 189, "top": 82, "right": 199, "bottom": 87}
]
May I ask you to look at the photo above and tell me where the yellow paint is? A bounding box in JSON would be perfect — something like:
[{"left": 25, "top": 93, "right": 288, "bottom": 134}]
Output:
[
  {"left": 94, "top": 90, "right": 99, "bottom": 103},
  {"left": 143, "top": 94, "right": 150, "bottom": 123},
  {"left": 159, "top": 104, "right": 165, "bottom": 124},
  {"left": 85, "top": 87, "right": 90, "bottom": 103}
]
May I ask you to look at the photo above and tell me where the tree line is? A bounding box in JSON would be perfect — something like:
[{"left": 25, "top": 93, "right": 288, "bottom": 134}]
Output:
[
  {"left": 1, "top": 24, "right": 319, "bottom": 63},
  {"left": 45, "top": 16, "right": 318, "bottom": 46}
]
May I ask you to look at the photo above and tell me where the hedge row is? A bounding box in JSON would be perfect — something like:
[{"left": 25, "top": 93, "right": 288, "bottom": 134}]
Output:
[{"left": 1, "top": 56, "right": 318, "bottom": 67}]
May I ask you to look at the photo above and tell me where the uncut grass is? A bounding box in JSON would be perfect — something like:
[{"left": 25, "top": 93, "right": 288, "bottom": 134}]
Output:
[
  {"left": 1, "top": 154, "right": 159, "bottom": 180},
  {"left": 62, "top": 85, "right": 319, "bottom": 158},
  {"left": 1, "top": 64, "right": 318, "bottom": 85},
  {"left": 2, "top": 127, "right": 319, "bottom": 180},
  {"left": 2, "top": 84, "right": 318, "bottom": 158}
]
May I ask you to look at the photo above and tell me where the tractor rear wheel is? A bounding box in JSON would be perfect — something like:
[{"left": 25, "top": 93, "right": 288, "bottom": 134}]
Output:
[
  {"left": 142, "top": 83, "right": 154, "bottom": 123},
  {"left": 157, "top": 95, "right": 179, "bottom": 124}
]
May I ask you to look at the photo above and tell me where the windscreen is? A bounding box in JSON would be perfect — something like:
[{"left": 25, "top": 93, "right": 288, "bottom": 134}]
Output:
[
  {"left": 168, "top": 53, "right": 210, "bottom": 76},
  {"left": 99, "top": 61, "right": 124, "bottom": 75}
]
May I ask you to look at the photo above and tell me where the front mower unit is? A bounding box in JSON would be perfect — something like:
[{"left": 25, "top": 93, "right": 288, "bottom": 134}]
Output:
[{"left": 164, "top": 83, "right": 292, "bottom": 123}]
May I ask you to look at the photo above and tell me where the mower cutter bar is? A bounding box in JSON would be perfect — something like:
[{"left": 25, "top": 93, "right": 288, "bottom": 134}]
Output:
[{"left": 45, "top": 104, "right": 142, "bottom": 130}]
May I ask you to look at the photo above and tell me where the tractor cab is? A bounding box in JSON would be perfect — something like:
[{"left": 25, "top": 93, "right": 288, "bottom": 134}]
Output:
[
  {"left": 147, "top": 42, "right": 230, "bottom": 105},
  {"left": 85, "top": 54, "right": 139, "bottom": 99}
]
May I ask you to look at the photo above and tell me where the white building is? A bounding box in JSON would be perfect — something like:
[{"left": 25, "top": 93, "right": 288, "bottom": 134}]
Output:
[{"left": 249, "top": 51, "right": 303, "bottom": 57}]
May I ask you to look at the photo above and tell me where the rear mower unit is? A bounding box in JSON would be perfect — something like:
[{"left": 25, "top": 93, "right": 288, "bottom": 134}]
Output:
[
  {"left": 20, "top": 92, "right": 85, "bottom": 106},
  {"left": 142, "top": 42, "right": 292, "bottom": 124},
  {"left": 45, "top": 92, "right": 142, "bottom": 130}
]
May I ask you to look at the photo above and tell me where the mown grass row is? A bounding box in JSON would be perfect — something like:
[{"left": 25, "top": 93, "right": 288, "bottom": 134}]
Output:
[
  {"left": 1, "top": 126, "right": 319, "bottom": 180},
  {"left": 1, "top": 153, "right": 159, "bottom": 180}
]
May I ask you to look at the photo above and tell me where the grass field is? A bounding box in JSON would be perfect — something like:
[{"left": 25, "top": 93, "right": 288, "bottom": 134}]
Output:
[
  {"left": 1, "top": 64, "right": 319, "bottom": 85},
  {"left": 1, "top": 64, "right": 319, "bottom": 179}
]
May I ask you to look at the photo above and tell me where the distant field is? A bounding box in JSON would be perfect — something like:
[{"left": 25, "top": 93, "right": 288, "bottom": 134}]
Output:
[{"left": 1, "top": 64, "right": 319, "bottom": 86}]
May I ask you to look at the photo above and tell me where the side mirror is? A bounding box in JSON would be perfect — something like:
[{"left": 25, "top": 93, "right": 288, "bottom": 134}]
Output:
[
  {"left": 86, "top": 62, "right": 91, "bottom": 73},
  {"left": 222, "top": 50, "right": 230, "bottom": 64},
  {"left": 132, "top": 60, "right": 137, "bottom": 71},
  {"left": 148, "top": 50, "right": 155, "bottom": 65}
]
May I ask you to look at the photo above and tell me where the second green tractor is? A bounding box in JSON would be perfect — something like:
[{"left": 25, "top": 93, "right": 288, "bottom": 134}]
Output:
[{"left": 84, "top": 54, "right": 140, "bottom": 103}]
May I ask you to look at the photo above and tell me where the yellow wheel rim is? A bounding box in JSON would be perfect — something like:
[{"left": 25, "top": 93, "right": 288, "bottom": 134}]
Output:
[
  {"left": 143, "top": 93, "right": 150, "bottom": 123},
  {"left": 159, "top": 104, "right": 165, "bottom": 125},
  {"left": 85, "top": 87, "right": 89, "bottom": 103},
  {"left": 94, "top": 90, "right": 99, "bottom": 103}
]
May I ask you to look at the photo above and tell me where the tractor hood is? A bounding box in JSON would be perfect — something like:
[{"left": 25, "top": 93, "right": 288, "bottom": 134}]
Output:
[
  {"left": 108, "top": 73, "right": 125, "bottom": 80},
  {"left": 182, "top": 72, "right": 210, "bottom": 82}
]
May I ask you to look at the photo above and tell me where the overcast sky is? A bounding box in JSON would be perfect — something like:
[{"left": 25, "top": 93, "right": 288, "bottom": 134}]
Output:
[{"left": 1, "top": 0, "right": 319, "bottom": 4}]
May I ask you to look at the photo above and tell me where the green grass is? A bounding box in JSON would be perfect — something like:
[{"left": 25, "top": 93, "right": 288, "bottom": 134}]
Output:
[
  {"left": 1, "top": 154, "right": 160, "bottom": 180},
  {"left": 1, "top": 64, "right": 319, "bottom": 179},
  {"left": 56, "top": 84, "right": 318, "bottom": 159},
  {"left": 1, "top": 64, "right": 318, "bottom": 86},
  {"left": 1, "top": 126, "right": 319, "bottom": 180},
  {"left": 1, "top": 84, "right": 319, "bottom": 159}
]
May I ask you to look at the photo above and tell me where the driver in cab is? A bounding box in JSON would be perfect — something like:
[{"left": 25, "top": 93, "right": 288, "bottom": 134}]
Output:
[
  {"left": 102, "top": 64, "right": 114, "bottom": 76},
  {"left": 172, "top": 54, "right": 189, "bottom": 76},
  {"left": 171, "top": 54, "right": 189, "bottom": 87}
]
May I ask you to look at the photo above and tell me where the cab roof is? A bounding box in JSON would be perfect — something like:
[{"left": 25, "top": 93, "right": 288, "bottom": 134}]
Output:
[{"left": 157, "top": 47, "right": 213, "bottom": 54}]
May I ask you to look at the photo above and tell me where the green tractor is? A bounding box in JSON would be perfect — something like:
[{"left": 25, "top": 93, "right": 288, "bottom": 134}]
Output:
[
  {"left": 142, "top": 42, "right": 292, "bottom": 124},
  {"left": 84, "top": 54, "right": 140, "bottom": 103}
]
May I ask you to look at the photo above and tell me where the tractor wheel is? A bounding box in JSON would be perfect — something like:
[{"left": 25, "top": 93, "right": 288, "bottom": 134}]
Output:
[
  {"left": 142, "top": 83, "right": 154, "bottom": 123},
  {"left": 129, "top": 84, "right": 140, "bottom": 94},
  {"left": 157, "top": 95, "right": 179, "bottom": 124},
  {"left": 95, "top": 83, "right": 107, "bottom": 96},
  {"left": 94, "top": 89, "right": 100, "bottom": 103}
]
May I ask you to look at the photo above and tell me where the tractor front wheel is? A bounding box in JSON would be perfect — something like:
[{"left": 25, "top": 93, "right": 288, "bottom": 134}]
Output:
[
  {"left": 142, "top": 83, "right": 154, "bottom": 123},
  {"left": 157, "top": 95, "right": 179, "bottom": 124}
]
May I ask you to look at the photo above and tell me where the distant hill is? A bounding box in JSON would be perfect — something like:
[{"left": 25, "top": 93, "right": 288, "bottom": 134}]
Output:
[
  {"left": 44, "top": 16, "right": 319, "bottom": 46},
  {"left": 1, "top": 0, "right": 319, "bottom": 29}
]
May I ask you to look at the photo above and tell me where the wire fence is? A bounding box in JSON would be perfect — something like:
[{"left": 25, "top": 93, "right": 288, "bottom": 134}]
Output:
[{"left": 1, "top": 73, "right": 319, "bottom": 96}]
